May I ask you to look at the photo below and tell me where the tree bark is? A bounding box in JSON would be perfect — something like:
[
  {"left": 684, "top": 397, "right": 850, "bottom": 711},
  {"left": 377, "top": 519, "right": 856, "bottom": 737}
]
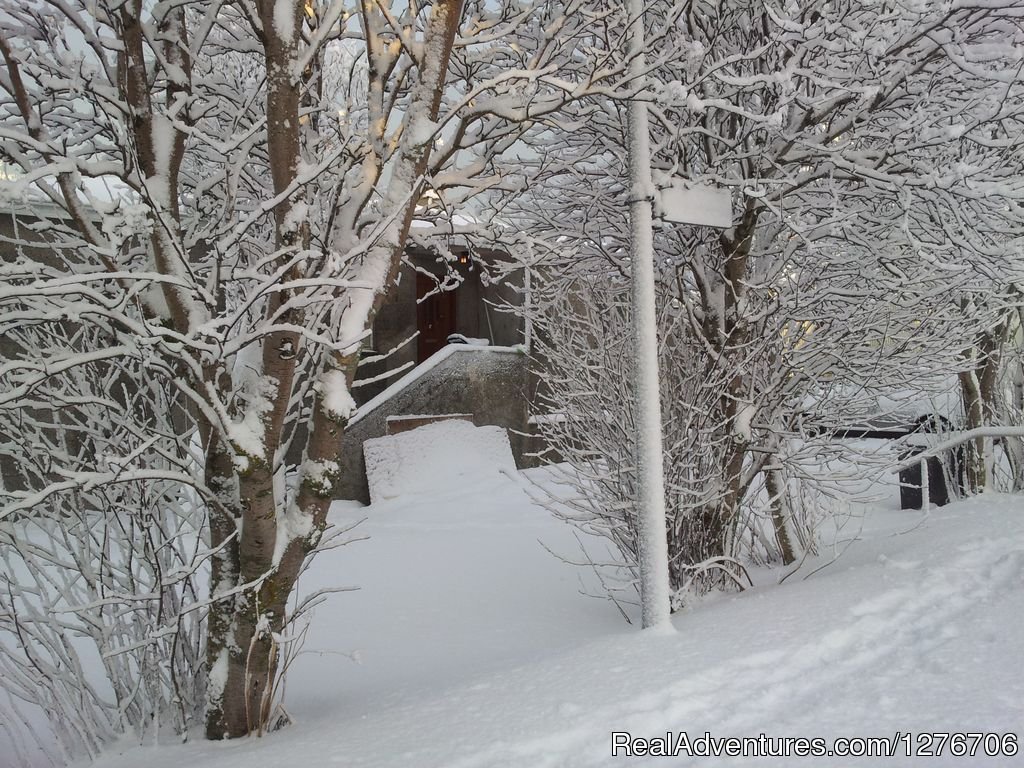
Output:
[
  {"left": 959, "top": 369, "right": 986, "bottom": 493},
  {"left": 959, "top": 310, "right": 1012, "bottom": 494},
  {"left": 765, "top": 466, "right": 795, "bottom": 566}
]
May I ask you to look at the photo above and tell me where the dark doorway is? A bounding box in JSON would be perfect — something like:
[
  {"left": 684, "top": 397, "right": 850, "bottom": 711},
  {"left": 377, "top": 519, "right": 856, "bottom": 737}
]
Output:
[{"left": 416, "top": 273, "right": 457, "bottom": 362}]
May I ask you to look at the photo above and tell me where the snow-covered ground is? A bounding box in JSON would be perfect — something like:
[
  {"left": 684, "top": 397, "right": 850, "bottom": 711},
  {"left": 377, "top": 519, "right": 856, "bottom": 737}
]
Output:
[{"left": 89, "top": 434, "right": 1023, "bottom": 768}]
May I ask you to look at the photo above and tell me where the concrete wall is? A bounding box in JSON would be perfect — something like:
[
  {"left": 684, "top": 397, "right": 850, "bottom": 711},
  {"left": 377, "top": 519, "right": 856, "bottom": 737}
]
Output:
[
  {"left": 336, "top": 345, "right": 532, "bottom": 503},
  {"left": 355, "top": 250, "right": 525, "bottom": 406}
]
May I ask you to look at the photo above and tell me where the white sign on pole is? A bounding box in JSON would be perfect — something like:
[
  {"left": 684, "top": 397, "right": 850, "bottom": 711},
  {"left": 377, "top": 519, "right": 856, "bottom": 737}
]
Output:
[{"left": 657, "top": 182, "right": 733, "bottom": 229}]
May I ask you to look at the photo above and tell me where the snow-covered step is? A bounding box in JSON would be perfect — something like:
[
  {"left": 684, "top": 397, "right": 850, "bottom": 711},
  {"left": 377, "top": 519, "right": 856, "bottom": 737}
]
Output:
[
  {"left": 363, "top": 420, "right": 516, "bottom": 504},
  {"left": 385, "top": 413, "right": 473, "bottom": 435}
]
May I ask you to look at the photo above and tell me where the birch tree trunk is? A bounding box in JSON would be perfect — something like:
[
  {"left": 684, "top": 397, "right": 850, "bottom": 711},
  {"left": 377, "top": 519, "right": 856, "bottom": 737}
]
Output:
[
  {"left": 958, "top": 308, "right": 1012, "bottom": 496},
  {"left": 204, "top": 0, "right": 466, "bottom": 739}
]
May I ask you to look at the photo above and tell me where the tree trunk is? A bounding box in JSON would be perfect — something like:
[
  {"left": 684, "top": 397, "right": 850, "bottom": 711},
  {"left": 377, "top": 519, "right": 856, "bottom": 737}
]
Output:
[
  {"left": 765, "top": 466, "right": 795, "bottom": 566},
  {"left": 959, "top": 369, "right": 986, "bottom": 493},
  {"left": 204, "top": 0, "right": 466, "bottom": 738},
  {"left": 204, "top": 0, "right": 307, "bottom": 737},
  {"left": 959, "top": 311, "right": 1012, "bottom": 495}
]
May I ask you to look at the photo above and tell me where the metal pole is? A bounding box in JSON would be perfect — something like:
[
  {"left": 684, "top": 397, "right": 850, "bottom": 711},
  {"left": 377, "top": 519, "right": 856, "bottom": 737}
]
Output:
[
  {"left": 625, "top": 0, "right": 672, "bottom": 630},
  {"left": 921, "top": 456, "right": 930, "bottom": 514}
]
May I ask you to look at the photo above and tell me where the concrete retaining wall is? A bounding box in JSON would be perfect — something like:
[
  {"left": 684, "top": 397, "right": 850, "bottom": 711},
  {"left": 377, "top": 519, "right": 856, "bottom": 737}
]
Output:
[{"left": 335, "top": 345, "right": 532, "bottom": 503}]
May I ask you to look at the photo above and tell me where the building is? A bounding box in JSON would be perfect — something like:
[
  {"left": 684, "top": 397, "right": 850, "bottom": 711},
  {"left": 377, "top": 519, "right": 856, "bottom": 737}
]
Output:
[{"left": 338, "top": 246, "right": 534, "bottom": 502}]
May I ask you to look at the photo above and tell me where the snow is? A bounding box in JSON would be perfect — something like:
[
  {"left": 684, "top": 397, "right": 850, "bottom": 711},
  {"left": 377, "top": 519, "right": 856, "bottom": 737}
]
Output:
[
  {"left": 226, "top": 376, "right": 277, "bottom": 470},
  {"left": 273, "top": 0, "right": 295, "bottom": 43},
  {"left": 385, "top": 413, "right": 472, "bottom": 423},
  {"left": 733, "top": 402, "right": 756, "bottom": 441},
  {"left": 87, "top": 441, "right": 1024, "bottom": 768},
  {"left": 363, "top": 420, "right": 515, "bottom": 504},
  {"left": 205, "top": 648, "right": 230, "bottom": 712},
  {"left": 282, "top": 201, "right": 308, "bottom": 235},
  {"left": 407, "top": 115, "right": 439, "bottom": 148},
  {"left": 410, "top": 214, "right": 482, "bottom": 230},
  {"left": 657, "top": 181, "right": 734, "bottom": 228},
  {"left": 317, "top": 369, "right": 356, "bottom": 423},
  {"left": 273, "top": 494, "right": 316, "bottom": 566},
  {"left": 446, "top": 333, "right": 490, "bottom": 346},
  {"left": 148, "top": 116, "right": 175, "bottom": 208}
]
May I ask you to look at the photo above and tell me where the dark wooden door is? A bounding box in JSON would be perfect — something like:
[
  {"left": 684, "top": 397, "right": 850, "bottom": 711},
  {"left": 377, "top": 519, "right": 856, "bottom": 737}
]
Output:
[{"left": 416, "top": 273, "right": 457, "bottom": 362}]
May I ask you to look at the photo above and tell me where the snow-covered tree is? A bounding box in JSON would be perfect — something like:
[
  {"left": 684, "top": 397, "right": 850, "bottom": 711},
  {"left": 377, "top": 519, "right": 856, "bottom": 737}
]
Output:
[
  {"left": 498, "top": 0, "right": 1024, "bottom": 608},
  {"left": 0, "top": 0, "right": 611, "bottom": 749}
]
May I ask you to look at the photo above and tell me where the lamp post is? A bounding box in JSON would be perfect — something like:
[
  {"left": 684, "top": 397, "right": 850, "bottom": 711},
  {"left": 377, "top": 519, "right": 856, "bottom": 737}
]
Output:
[{"left": 625, "top": 0, "right": 672, "bottom": 631}]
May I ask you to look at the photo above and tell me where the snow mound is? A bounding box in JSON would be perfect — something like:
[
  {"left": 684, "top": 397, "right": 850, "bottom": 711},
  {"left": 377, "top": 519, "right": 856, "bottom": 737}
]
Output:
[{"left": 363, "top": 420, "right": 515, "bottom": 503}]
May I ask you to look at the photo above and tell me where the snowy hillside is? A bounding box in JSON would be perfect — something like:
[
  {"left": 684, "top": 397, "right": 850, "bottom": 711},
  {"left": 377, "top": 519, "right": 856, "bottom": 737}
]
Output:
[{"left": 91, "top": 455, "right": 1024, "bottom": 768}]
